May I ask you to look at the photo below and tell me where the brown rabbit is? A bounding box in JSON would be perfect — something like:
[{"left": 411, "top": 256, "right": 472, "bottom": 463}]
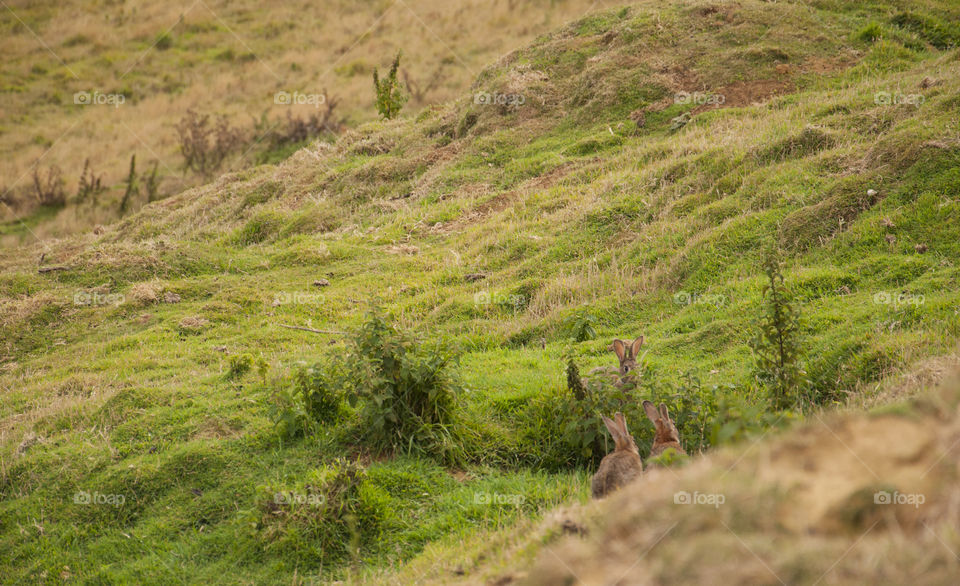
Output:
[
  {"left": 591, "top": 412, "right": 643, "bottom": 498},
  {"left": 583, "top": 337, "right": 644, "bottom": 388},
  {"left": 643, "top": 400, "right": 686, "bottom": 458}
]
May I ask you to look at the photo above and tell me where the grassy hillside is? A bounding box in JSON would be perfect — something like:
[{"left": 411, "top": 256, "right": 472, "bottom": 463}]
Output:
[
  {"left": 2, "top": 0, "right": 960, "bottom": 583},
  {"left": 0, "top": 0, "right": 605, "bottom": 243}
]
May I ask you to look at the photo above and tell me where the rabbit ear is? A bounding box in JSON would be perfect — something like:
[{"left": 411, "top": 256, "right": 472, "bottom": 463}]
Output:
[
  {"left": 659, "top": 403, "right": 671, "bottom": 422},
  {"left": 601, "top": 414, "right": 621, "bottom": 442},
  {"left": 611, "top": 339, "right": 626, "bottom": 361},
  {"left": 642, "top": 400, "right": 660, "bottom": 423},
  {"left": 615, "top": 412, "right": 629, "bottom": 437},
  {"left": 630, "top": 336, "right": 644, "bottom": 358}
]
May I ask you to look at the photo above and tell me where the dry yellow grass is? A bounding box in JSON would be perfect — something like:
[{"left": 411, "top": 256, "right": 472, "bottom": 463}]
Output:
[{"left": 0, "top": 0, "right": 612, "bottom": 240}]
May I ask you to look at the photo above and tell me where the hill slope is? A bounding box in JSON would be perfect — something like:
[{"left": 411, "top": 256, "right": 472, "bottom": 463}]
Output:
[
  {"left": 0, "top": 0, "right": 606, "bottom": 242},
  {"left": 2, "top": 0, "right": 960, "bottom": 583},
  {"left": 393, "top": 370, "right": 960, "bottom": 585}
]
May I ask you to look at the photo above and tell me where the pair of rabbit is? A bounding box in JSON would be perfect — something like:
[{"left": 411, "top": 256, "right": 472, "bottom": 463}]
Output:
[
  {"left": 590, "top": 401, "right": 686, "bottom": 498},
  {"left": 582, "top": 336, "right": 644, "bottom": 388}
]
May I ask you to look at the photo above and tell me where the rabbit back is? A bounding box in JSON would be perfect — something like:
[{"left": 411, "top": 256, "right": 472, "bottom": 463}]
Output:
[{"left": 591, "top": 450, "right": 643, "bottom": 498}]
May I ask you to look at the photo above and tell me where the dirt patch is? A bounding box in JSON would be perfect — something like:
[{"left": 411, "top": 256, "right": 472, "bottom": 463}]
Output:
[
  {"left": 644, "top": 65, "right": 794, "bottom": 116},
  {"left": 191, "top": 418, "right": 243, "bottom": 440},
  {"left": 385, "top": 244, "right": 420, "bottom": 255},
  {"left": 802, "top": 54, "right": 860, "bottom": 75},
  {"left": 693, "top": 78, "right": 794, "bottom": 113}
]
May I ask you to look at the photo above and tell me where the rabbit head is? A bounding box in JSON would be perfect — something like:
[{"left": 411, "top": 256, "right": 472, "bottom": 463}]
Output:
[
  {"left": 610, "top": 336, "right": 644, "bottom": 377},
  {"left": 643, "top": 400, "right": 681, "bottom": 446},
  {"left": 601, "top": 412, "right": 639, "bottom": 455}
]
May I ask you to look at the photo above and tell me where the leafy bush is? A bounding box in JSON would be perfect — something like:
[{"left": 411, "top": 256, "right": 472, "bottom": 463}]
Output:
[
  {"left": 564, "top": 308, "right": 598, "bottom": 342},
  {"left": 226, "top": 353, "right": 254, "bottom": 379},
  {"left": 283, "top": 313, "right": 463, "bottom": 462},
  {"left": 709, "top": 393, "right": 799, "bottom": 446},
  {"left": 256, "top": 458, "right": 387, "bottom": 564},
  {"left": 373, "top": 52, "right": 408, "bottom": 120},
  {"left": 344, "top": 313, "right": 461, "bottom": 461},
  {"left": 750, "top": 247, "right": 809, "bottom": 410},
  {"left": 646, "top": 371, "right": 720, "bottom": 455},
  {"left": 292, "top": 359, "right": 344, "bottom": 424},
  {"left": 268, "top": 385, "right": 314, "bottom": 440},
  {"left": 529, "top": 356, "right": 646, "bottom": 469},
  {"left": 528, "top": 359, "right": 723, "bottom": 469}
]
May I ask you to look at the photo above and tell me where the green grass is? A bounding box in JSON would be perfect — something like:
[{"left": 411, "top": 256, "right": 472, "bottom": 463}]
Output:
[{"left": 3, "top": 0, "right": 960, "bottom": 583}]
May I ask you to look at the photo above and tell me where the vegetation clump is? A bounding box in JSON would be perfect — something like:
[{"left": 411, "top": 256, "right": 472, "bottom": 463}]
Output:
[
  {"left": 750, "top": 247, "right": 809, "bottom": 411},
  {"left": 277, "top": 313, "right": 462, "bottom": 462},
  {"left": 373, "top": 51, "right": 408, "bottom": 120}
]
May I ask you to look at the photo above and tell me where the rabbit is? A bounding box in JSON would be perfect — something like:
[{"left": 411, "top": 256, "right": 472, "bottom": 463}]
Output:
[
  {"left": 583, "top": 336, "right": 644, "bottom": 388},
  {"left": 643, "top": 400, "right": 687, "bottom": 458},
  {"left": 591, "top": 412, "right": 643, "bottom": 498}
]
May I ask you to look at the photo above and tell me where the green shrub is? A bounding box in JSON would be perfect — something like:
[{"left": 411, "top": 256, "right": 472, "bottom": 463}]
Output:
[
  {"left": 564, "top": 308, "right": 598, "bottom": 342},
  {"left": 292, "top": 359, "right": 344, "bottom": 424},
  {"left": 709, "top": 392, "right": 799, "bottom": 446},
  {"left": 856, "top": 22, "right": 885, "bottom": 43},
  {"left": 528, "top": 354, "right": 646, "bottom": 469},
  {"left": 226, "top": 353, "right": 253, "bottom": 379},
  {"left": 373, "top": 51, "right": 408, "bottom": 120},
  {"left": 268, "top": 385, "right": 314, "bottom": 439},
  {"left": 285, "top": 313, "right": 463, "bottom": 461},
  {"left": 647, "top": 371, "right": 720, "bottom": 455},
  {"left": 523, "top": 351, "right": 729, "bottom": 469},
  {"left": 225, "top": 353, "right": 267, "bottom": 380},
  {"left": 344, "top": 313, "right": 461, "bottom": 461},
  {"left": 256, "top": 458, "right": 386, "bottom": 564},
  {"left": 750, "top": 247, "right": 810, "bottom": 410}
]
